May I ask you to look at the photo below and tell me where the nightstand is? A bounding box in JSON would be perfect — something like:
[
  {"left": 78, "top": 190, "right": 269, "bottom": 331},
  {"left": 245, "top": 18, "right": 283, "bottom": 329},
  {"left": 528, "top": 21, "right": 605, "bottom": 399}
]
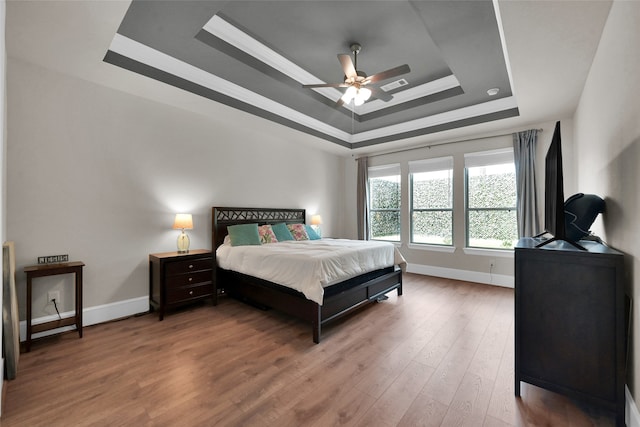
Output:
[{"left": 148, "top": 250, "right": 213, "bottom": 320}]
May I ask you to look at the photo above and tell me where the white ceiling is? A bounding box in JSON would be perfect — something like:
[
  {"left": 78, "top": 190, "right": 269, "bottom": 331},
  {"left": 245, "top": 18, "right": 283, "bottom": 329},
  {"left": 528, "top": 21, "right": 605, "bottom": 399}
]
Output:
[{"left": 5, "top": 1, "right": 612, "bottom": 156}]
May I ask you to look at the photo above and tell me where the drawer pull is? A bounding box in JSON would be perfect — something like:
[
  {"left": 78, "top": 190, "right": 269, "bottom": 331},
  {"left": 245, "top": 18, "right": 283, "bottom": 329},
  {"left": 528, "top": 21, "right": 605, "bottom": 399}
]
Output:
[
  {"left": 188, "top": 264, "right": 194, "bottom": 269},
  {"left": 189, "top": 290, "right": 194, "bottom": 295},
  {"left": 188, "top": 277, "right": 193, "bottom": 282}
]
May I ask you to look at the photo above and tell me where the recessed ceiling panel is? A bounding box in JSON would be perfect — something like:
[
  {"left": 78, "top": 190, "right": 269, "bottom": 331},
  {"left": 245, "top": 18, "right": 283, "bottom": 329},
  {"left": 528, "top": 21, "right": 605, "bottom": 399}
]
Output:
[{"left": 104, "top": 0, "right": 518, "bottom": 148}]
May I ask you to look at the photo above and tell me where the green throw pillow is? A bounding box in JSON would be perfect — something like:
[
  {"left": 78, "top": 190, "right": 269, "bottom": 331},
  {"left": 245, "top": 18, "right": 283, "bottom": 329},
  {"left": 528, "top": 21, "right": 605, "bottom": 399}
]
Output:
[
  {"left": 305, "top": 225, "right": 321, "bottom": 240},
  {"left": 227, "top": 223, "right": 261, "bottom": 246},
  {"left": 271, "top": 223, "right": 294, "bottom": 241}
]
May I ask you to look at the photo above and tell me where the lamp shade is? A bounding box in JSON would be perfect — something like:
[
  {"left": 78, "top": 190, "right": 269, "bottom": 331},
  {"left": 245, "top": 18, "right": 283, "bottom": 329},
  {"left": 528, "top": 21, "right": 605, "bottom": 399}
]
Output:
[
  {"left": 310, "top": 215, "right": 323, "bottom": 226},
  {"left": 173, "top": 213, "right": 193, "bottom": 230}
]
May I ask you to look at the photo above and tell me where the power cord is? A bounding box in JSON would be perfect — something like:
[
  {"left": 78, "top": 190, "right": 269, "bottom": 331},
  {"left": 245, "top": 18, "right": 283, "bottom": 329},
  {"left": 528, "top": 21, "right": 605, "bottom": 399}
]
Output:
[{"left": 52, "top": 298, "right": 62, "bottom": 320}]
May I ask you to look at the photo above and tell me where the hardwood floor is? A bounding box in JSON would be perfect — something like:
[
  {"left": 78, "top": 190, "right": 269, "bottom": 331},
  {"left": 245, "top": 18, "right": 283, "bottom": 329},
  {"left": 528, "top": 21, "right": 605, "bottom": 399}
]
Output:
[{"left": 1, "top": 274, "right": 616, "bottom": 426}]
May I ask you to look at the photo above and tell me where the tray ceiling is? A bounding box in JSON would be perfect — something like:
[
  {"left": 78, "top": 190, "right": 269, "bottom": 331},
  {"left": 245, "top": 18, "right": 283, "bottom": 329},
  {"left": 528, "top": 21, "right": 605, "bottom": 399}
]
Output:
[{"left": 104, "top": 0, "right": 518, "bottom": 149}]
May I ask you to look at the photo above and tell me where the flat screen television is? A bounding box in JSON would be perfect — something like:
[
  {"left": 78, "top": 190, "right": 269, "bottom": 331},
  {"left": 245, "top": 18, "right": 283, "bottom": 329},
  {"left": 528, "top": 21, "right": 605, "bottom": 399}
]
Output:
[{"left": 535, "top": 121, "right": 585, "bottom": 250}]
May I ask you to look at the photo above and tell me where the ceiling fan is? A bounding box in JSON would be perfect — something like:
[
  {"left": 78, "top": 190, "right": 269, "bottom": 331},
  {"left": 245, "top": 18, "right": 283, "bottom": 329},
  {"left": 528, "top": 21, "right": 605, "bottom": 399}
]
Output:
[{"left": 303, "top": 43, "right": 411, "bottom": 107}]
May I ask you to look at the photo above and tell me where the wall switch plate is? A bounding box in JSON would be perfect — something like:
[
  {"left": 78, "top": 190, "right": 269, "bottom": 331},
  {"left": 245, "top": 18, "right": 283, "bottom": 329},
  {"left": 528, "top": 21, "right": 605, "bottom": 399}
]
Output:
[{"left": 38, "top": 254, "right": 69, "bottom": 264}]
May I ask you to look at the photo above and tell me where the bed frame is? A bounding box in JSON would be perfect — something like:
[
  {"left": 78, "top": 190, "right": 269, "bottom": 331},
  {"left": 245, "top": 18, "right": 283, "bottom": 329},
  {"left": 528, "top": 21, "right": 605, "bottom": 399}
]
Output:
[{"left": 212, "top": 207, "right": 403, "bottom": 343}]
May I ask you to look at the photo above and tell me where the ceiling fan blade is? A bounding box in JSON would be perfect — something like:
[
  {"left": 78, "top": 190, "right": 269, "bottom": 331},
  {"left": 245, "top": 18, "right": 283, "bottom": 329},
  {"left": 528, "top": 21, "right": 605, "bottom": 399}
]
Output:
[
  {"left": 368, "top": 86, "right": 393, "bottom": 102},
  {"left": 336, "top": 97, "right": 346, "bottom": 107},
  {"left": 303, "top": 82, "right": 350, "bottom": 88},
  {"left": 338, "top": 54, "right": 357, "bottom": 79},
  {"left": 364, "top": 64, "right": 411, "bottom": 84}
]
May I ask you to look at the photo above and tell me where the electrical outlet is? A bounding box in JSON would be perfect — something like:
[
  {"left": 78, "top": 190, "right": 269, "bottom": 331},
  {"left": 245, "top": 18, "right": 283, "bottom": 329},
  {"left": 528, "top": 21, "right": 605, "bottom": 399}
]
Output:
[{"left": 48, "top": 290, "right": 61, "bottom": 304}]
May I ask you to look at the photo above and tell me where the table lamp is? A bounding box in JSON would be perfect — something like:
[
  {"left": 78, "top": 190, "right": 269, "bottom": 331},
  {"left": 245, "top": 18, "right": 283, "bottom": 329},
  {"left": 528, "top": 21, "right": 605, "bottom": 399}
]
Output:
[
  {"left": 173, "top": 214, "right": 193, "bottom": 253},
  {"left": 311, "top": 214, "right": 322, "bottom": 237}
]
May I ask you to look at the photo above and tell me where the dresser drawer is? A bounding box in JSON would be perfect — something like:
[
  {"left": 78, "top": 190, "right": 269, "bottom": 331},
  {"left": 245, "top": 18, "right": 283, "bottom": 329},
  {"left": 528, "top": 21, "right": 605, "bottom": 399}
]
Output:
[
  {"left": 165, "top": 270, "right": 212, "bottom": 288},
  {"left": 167, "top": 283, "right": 212, "bottom": 304},
  {"left": 165, "top": 257, "right": 212, "bottom": 276}
]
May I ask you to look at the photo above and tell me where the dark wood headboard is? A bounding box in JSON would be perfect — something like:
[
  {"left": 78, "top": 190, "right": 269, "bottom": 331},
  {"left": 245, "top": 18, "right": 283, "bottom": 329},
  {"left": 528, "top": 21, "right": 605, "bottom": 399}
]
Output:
[{"left": 211, "top": 207, "right": 306, "bottom": 250}]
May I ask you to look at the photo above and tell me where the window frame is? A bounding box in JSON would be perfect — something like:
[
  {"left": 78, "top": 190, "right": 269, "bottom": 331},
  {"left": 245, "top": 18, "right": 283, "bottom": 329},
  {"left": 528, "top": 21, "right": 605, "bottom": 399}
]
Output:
[
  {"left": 464, "top": 148, "right": 517, "bottom": 250},
  {"left": 368, "top": 163, "right": 402, "bottom": 242},
  {"left": 409, "top": 156, "right": 454, "bottom": 247}
]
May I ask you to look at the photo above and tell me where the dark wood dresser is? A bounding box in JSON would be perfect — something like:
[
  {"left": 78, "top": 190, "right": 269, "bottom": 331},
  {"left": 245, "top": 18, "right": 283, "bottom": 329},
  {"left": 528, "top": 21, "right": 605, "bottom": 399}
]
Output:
[
  {"left": 149, "top": 250, "right": 214, "bottom": 320},
  {"left": 514, "top": 237, "right": 626, "bottom": 426}
]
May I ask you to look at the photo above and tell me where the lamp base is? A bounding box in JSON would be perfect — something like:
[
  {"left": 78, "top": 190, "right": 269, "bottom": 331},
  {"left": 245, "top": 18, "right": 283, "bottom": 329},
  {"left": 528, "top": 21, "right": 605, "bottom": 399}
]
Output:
[{"left": 177, "top": 231, "right": 190, "bottom": 253}]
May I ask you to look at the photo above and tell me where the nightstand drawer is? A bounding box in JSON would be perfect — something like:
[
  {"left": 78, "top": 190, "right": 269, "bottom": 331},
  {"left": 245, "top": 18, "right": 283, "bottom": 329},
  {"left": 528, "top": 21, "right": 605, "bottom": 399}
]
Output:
[
  {"left": 165, "top": 257, "right": 212, "bottom": 276},
  {"left": 165, "top": 270, "right": 212, "bottom": 288},
  {"left": 167, "top": 283, "right": 212, "bottom": 303}
]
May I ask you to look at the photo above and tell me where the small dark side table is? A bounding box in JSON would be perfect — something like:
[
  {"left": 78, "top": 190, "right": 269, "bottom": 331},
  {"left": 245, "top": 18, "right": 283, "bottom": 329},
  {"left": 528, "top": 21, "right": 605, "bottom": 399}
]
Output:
[{"left": 23, "top": 261, "right": 84, "bottom": 352}]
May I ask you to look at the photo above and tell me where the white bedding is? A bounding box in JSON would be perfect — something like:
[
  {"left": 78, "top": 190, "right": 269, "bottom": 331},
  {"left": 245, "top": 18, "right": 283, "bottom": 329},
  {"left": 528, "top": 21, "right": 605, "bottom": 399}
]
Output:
[{"left": 216, "top": 238, "right": 405, "bottom": 305}]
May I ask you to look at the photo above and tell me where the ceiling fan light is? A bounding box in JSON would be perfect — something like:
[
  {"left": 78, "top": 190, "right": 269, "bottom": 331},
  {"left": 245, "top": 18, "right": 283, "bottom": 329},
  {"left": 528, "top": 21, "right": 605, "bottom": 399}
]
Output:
[
  {"left": 353, "top": 96, "right": 365, "bottom": 106},
  {"left": 342, "top": 86, "right": 357, "bottom": 103},
  {"left": 359, "top": 87, "right": 372, "bottom": 101}
]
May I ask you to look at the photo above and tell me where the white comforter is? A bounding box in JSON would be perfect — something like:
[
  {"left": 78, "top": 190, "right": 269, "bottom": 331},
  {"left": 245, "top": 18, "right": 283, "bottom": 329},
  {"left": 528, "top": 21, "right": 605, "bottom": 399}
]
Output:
[{"left": 216, "top": 239, "right": 405, "bottom": 305}]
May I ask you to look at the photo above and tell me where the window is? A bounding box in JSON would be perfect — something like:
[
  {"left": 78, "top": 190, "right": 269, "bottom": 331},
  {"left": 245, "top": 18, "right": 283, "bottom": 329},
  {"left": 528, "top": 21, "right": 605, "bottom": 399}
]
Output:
[
  {"left": 409, "top": 157, "right": 454, "bottom": 245},
  {"left": 465, "top": 149, "right": 518, "bottom": 249},
  {"left": 368, "top": 164, "right": 401, "bottom": 241}
]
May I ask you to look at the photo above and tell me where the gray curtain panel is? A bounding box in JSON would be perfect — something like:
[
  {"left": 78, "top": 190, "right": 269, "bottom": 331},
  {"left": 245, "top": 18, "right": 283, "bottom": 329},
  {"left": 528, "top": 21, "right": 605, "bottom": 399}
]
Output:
[
  {"left": 513, "top": 129, "right": 540, "bottom": 237},
  {"left": 356, "top": 157, "right": 369, "bottom": 240}
]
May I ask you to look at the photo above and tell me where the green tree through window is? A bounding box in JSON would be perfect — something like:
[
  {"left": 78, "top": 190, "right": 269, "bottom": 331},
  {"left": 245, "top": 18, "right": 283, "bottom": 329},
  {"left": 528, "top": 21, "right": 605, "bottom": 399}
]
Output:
[
  {"left": 410, "top": 157, "right": 454, "bottom": 245},
  {"left": 368, "top": 164, "right": 401, "bottom": 241},
  {"left": 465, "top": 149, "right": 518, "bottom": 249},
  {"left": 367, "top": 151, "right": 517, "bottom": 250}
]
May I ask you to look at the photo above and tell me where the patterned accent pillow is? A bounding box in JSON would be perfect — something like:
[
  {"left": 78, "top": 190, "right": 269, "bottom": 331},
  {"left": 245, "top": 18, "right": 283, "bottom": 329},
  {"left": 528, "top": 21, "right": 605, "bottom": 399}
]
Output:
[
  {"left": 287, "top": 223, "right": 309, "bottom": 241},
  {"left": 258, "top": 224, "right": 278, "bottom": 244}
]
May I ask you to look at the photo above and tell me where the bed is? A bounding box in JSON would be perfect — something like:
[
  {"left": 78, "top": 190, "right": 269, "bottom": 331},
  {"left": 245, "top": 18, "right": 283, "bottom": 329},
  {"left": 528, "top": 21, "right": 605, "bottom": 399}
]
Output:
[{"left": 212, "top": 207, "right": 403, "bottom": 343}]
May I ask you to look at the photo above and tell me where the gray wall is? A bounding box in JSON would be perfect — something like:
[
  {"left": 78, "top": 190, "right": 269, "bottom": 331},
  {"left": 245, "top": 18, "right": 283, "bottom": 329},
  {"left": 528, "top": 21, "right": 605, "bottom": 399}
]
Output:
[
  {"left": 573, "top": 0, "right": 640, "bottom": 410},
  {"left": 6, "top": 58, "right": 344, "bottom": 320}
]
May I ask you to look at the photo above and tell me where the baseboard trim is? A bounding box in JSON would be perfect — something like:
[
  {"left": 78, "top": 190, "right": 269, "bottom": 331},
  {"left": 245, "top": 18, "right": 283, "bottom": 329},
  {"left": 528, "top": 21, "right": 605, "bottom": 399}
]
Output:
[
  {"left": 20, "top": 296, "right": 149, "bottom": 341},
  {"left": 627, "top": 386, "right": 640, "bottom": 427},
  {"left": 407, "top": 263, "right": 514, "bottom": 288}
]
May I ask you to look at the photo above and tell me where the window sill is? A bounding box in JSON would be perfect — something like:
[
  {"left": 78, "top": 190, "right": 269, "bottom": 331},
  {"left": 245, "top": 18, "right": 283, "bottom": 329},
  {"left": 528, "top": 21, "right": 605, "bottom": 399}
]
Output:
[
  {"left": 408, "top": 243, "right": 456, "bottom": 253},
  {"left": 463, "top": 247, "right": 514, "bottom": 258}
]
